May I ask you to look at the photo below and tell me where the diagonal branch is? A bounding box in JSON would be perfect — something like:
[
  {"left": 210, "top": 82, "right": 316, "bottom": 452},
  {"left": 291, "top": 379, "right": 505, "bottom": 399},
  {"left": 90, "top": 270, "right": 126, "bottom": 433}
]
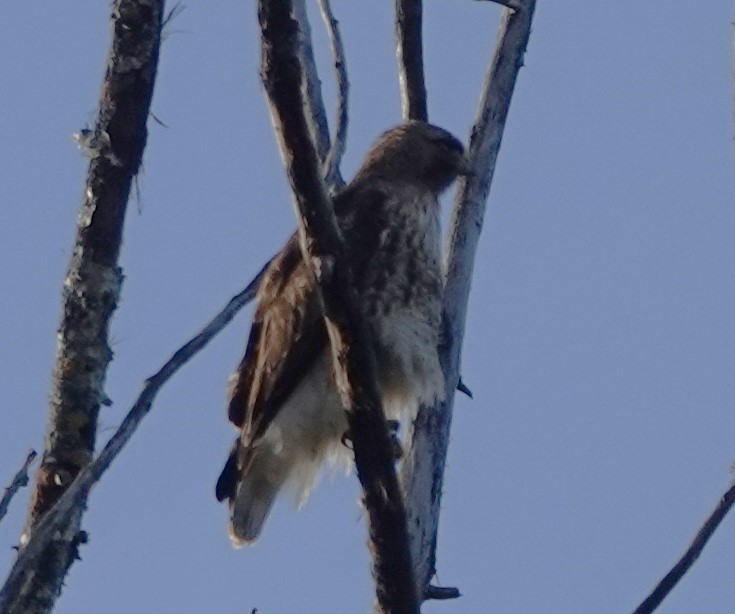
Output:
[
  {"left": 317, "top": 0, "right": 349, "bottom": 190},
  {"left": 6, "top": 1, "right": 164, "bottom": 612},
  {"left": 258, "top": 1, "right": 417, "bottom": 612},
  {"left": 632, "top": 480, "right": 735, "bottom": 614},
  {"left": 0, "top": 451, "right": 37, "bottom": 527},
  {"left": 395, "top": 0, "right": 427, "bottom": 121},
  {"left": 0, "top": 270, "right": 264, "bottom": 613},
  {"left": 400, "top": 0, "right": 537, "bottom": 599}
]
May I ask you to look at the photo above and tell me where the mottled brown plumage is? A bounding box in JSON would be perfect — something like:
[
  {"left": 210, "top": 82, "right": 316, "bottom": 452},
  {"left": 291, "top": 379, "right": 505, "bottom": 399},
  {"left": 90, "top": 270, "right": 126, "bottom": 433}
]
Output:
[{"left": 216, "top": 121, "right": 465, "bottom": 545}]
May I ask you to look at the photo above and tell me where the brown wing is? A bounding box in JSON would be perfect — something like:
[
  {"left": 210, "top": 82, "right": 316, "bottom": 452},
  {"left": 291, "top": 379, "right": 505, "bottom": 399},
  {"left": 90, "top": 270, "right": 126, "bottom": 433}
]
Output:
[
  {"left": 228, "top": 185, "right": 389, "bottom": 440},
  {"left": 216, "top": 186, "right": 391, "bottom": 503},
  {"left": 227, "top": 232, "right": 327, "bottom": 442}
]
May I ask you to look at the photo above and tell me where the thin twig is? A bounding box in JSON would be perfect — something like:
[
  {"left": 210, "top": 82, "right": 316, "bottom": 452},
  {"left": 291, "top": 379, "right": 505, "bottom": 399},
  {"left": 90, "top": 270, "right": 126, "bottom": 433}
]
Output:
[
  {"left": 732, "top": 23, "right": 735, "bottom": 143},
  {"left": 162, "top": 2, "right": 185, "bottom": 29},
  {"left": 395, "top": 0, "right": 427, "bottom": 121},
  {"left": 258, "top": 1, "right": 418, "bottom": 612},
  {"left": 0, "top": 268, "right": 265, "bottom": 612},
  {"left": 424, "top": 585, "right": 461, "bottom": 600},
  {"left": 293, "top": 0, "right": 343, "bottom": 189},
  {"left": 0, "top": 451, "right": 37, "bottom": 526},
  {"left": 632, "top": 481, "right": 735, "bottom": 614},
  {"left": 400, "top": 0, "right": 536, "bottom": 598},
  {"left": 475, "top": 0, "right": 525, "bottom": 10},
  {"left": 317, "top": 0, "right": 349, "bottom": 190}
]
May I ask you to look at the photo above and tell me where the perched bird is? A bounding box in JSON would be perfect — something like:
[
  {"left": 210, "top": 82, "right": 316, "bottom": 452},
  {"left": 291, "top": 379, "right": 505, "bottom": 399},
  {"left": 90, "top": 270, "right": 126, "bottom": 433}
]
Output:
[{"left": 216, "top": 121, "right": 466, "bottom": 546}]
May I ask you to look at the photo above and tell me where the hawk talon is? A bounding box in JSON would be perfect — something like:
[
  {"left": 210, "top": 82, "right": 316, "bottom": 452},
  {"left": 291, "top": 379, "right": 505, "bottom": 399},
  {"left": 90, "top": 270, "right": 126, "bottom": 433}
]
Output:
[{"left": 341, "top": 423, "right": 402, "bottom": 459}]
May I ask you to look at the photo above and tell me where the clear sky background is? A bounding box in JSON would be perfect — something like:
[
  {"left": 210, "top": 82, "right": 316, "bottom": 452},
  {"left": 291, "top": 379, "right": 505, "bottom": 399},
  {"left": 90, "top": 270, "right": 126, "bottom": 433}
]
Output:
[{"left": 2, "top": 1, "right": 735, "bottom": 613}]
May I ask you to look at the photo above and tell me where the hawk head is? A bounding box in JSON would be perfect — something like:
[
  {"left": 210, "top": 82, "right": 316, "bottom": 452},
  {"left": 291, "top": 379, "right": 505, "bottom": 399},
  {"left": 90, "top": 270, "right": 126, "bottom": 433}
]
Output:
[{"left": 354, "top": 121, "right": 467, "bottom": 194}]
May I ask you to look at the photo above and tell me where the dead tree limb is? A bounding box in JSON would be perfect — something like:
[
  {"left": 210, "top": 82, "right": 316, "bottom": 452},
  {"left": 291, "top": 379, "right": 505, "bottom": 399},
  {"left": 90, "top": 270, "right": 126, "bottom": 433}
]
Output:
[
  {"left": 395, "top": 0, "right": 428, "bottom": 121},
  {"left": 632, "top": 480, "right": 735, "bottom": 614},
  {"left": 0, "top": 451, "right": 37, "bottom": 527},
  {"left": 400, "top": 0, "right": 537, "bottom": 599},
  {"left": 0, "top": 270, "right": 264, "bottom": 614},
  {"left": 478, "top": 0, "right": 526, "bottom": 10},
  {"left": 1, "top": 1, "right": 164, "bottom": 612},
  {"left": 258, "top": 1, "right": 418, "bottom": 612},
  {"left": 293, "top": 0, "right": 344, "bottom": 189},
  {"left": 317, "top": 0, "right": 349, "bottom": 189}
]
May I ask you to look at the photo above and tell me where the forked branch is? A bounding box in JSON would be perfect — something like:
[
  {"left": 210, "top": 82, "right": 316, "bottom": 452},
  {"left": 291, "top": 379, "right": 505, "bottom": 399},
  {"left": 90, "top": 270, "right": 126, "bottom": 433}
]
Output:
[
  {"left": 0, "top": 271, "right": 265, "bottom": 613},
  {"left": 317, "top": 0, "right": 349, "bottom": 189},
  {"left": 258, "top": 1, "right": 418, "bottom": 612},
  {"left": 400, "top": 0, "right": 537, "bottom": 598},
  {"left": 293, "top": 0, "right": 332, "bottom": 167}
]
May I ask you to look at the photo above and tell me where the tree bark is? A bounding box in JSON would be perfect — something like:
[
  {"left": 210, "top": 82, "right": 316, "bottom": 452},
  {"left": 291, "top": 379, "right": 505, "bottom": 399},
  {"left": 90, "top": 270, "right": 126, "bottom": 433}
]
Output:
[
  {"left": 2, "top": 2, "right": 164, "bottom": 612},
  {"left": 395, "top": 0, "right": 428, "bottom": 122},
  {"left": 400, "top": 1, "right": 537, "bottom": 599}
]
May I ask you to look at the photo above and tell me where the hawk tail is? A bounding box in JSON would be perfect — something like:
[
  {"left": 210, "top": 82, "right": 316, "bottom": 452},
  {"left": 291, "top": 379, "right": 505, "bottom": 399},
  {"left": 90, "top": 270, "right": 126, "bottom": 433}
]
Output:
[{"left": 216, "top": 440, "right": 286, "bottom": 546}]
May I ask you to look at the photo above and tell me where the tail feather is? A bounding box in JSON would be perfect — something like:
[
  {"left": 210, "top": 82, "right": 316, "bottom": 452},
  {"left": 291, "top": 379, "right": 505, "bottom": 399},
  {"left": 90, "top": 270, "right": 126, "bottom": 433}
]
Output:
[
  {"left": 229, "top": 473, "right": 280, "bottom": 546},
  {"left": 217, "top": 441, "right": 287, "bottom": 546}
]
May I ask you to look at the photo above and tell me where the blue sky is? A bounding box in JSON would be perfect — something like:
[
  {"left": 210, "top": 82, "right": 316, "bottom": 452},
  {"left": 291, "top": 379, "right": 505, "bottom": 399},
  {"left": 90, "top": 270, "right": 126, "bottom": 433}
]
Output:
[{"left": 2, "top": 1, "right": 735, "bottom": 612}]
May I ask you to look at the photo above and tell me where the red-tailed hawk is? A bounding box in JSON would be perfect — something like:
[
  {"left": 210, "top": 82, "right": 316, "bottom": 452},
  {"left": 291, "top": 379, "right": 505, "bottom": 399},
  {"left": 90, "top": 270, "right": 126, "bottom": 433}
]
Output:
[{"left": 216, "top": 121, "right": 466, "bottom": 545}]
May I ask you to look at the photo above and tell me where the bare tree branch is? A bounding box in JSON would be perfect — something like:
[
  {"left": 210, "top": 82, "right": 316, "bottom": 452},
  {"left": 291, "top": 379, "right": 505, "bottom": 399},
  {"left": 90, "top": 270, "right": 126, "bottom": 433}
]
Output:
[
  {"left": 0, "top": 451, "right": 37, "bottom": 527},
  {"left": 632, "top": 480, "right": 735, "bottom": 614},
  {"left": 257, "top": 1, "right": 418, "bottom": 612},
  {"left": 732, "top": 23, "right": 735, "bottom": 144},
  {"left": 292, "top": 0, "right": 344, "bottom": 189},
  {"left": 317, "top": 0, "right": 349, "bottom": 190},
  {"left": 3, "top": 1, "right": 164, "bottom": 612},
  {"left": 0, "top": 269, "right": 265, "bottom": 613},
  {"left": 395, "top": 0, "right": 427, "bottom": 121},
  {"left": 400, "top": 0, "right": 537, "bottom": 598},
  {"left": 425, "top": 584, "right": 461, "bottom": 601},
  {"left": 476, "top": 0, "right": 525, "bottom": 10}
]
